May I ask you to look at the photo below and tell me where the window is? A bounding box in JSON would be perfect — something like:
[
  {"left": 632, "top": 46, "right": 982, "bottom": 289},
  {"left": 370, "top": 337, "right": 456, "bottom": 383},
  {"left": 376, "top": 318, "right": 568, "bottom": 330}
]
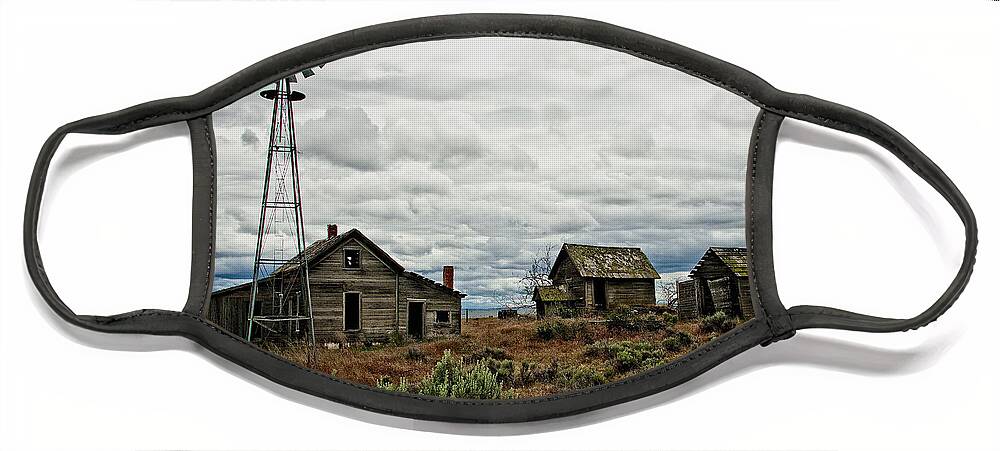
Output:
[
  {"left": 344, "top": 293, "right": 361, "bottom": 331},
  {"left": 344, "top": 249, "right": 360, "bottom": 268},
  {"left": 435, "top": 310, "right": 450, "bottom": 323}
]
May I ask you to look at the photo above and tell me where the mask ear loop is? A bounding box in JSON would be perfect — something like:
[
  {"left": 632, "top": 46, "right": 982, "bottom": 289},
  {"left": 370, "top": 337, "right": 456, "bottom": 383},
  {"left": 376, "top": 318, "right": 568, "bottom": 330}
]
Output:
[
  {"left": 24, "top": 106, "right": 206, "bottom": 336},
  {"left": 771, "top": 101, "right": 978, "bottom": 333}
]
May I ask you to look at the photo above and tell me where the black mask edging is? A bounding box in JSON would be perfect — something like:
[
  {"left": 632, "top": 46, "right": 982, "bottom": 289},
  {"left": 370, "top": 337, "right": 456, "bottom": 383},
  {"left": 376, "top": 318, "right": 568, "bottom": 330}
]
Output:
[{"left": 24, "top": 13, "right": 977, "bottom": 423}]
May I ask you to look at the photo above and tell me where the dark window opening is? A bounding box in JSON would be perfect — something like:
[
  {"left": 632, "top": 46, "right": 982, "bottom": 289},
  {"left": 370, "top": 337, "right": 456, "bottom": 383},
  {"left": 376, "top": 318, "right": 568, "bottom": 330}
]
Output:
[
  {"left": 344, "top": 293, "right": 361, "bottom": 331},
  {"left": 344, "top": 249, "right": 361, "bottom": 268},
  {"left": 435, "top": 310, "right": 450, "bottom": 323}
]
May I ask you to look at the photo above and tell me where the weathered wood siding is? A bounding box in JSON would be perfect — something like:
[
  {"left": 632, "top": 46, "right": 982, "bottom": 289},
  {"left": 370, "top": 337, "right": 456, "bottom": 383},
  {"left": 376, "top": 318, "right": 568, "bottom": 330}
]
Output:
[
  {"left": 692, "top": 254, "right": 732, "bottom": 280},
  {"left": 708, "top": 278, "right": 732, "bottom": 313},
  {"left": 675, "top": 276, "right": 754, "bottom": 320},
  {"left": 550, "top": 257, "right": 587, "bottom": 306},
  {"left": 208, "top": 235, "right": 463, "bottom": 344},
  {"left": 397, "top": 274, "right": 462, "bottom": 338},
  {"left": 206, "top": 289, "right": 250, "bottom": 338},
  {"left": 736, "top": 276, "right": 753, "bottom": 320},
  {"left": 677, "top": 249, "right": 755, "bottom": 321},
  {"left": 308, "top": 238, "right": 398, "bottom": 343},
  {"left": 605, "top": 279, "right": 656, "bottom": 307},
  {"left": 704, "top": 275, "right": 754, "bottom": 319},
  {"left": 207, "top": 279, "right": 283, "bottom": 338},
  {"left": 677, "top": 279, "right": 697, "bottom": 320}
]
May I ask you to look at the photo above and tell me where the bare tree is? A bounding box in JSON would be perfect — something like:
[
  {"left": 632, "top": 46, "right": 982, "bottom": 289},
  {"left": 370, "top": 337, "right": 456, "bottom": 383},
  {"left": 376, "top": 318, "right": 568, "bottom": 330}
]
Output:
[
  {"left": 498, "top": 244, "right": 556, "bottom": 310},
  {"left": 657, "top": 279, "right": 679, "bottom": 310},
  {"left": 492, "top": 290, "right": 521, "bottom": 309}
]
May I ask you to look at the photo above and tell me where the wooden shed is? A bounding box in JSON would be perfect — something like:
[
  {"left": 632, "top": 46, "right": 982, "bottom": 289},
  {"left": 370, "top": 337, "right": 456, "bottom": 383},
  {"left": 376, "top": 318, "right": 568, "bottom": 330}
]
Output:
[
  {"left": 207, "top": 227, "right": 464, "bottom": 344},
  {"left": 676, "top": 247, "right": 753, "bottom": 321},
  {"left": 532, "top": 286, "right": 574, "bottom": 318},
  {"left": 536, "top": 243, "right": 660, "bottom": 317}
]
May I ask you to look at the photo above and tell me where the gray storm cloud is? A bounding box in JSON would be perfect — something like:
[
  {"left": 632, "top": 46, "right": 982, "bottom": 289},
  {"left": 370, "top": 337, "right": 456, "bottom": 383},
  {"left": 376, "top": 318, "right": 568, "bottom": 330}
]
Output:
[{"left": 211, "top": 38, "right": 759, "bottom": 306}]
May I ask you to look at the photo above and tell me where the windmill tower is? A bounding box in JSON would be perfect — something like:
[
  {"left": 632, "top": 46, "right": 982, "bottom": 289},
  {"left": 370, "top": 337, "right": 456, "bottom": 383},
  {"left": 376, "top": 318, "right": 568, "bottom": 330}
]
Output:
[{"left": 246, "top": 75, "right": 316, "bottom": 346}]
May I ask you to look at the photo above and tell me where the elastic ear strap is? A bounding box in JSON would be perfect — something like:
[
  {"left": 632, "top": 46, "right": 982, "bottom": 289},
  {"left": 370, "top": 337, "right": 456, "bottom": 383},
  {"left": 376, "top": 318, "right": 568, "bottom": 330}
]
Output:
[
  {"left": 774, "top": 99, "right": 978, "bottom": 333},
  {"left": 24, "top": 113, "right": 194, "bottom": 334}
]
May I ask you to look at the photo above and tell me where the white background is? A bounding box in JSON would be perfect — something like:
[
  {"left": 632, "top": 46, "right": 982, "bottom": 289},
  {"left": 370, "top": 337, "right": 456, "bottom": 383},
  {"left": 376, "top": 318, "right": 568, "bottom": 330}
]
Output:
[{"left": 0, "top": 1, "right": 996, "bottom": 450}]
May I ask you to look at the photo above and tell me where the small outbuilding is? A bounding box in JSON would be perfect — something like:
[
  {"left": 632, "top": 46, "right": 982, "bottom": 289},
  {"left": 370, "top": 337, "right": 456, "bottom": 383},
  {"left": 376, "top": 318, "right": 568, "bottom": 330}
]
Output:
[
  {"left": 676, "top": 247, "right": 753, "bottom": 321},
  {"left": 535, "top": 243, "right": 660, "bottom": 318}
]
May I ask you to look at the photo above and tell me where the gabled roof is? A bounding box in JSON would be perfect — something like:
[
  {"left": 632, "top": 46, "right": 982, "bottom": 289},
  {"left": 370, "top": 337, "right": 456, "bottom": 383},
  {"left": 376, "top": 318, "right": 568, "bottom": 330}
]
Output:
[
  {"left": 276, "top": 228, "right": 403, "bottom": 274},
  {"left": 690, "top": 247, "right": 748, "bottom": 278},
  {"left": 532, "top": 286, "right": 575, "bottom": 302},
  {"left": 550, "top": 243, "right": 661, "bottom": 280},
  {"left": 212, "top": 228, "right": 464, "bottom": 297}
]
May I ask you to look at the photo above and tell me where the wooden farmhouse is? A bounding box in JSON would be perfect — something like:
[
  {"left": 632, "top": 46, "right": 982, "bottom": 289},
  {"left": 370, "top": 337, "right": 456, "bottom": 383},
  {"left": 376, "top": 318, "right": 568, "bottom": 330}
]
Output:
[
  {"left": 534, "top": 243, "right": 660, "bottom": 318},
  {"left": 207, "top": 226, "right": 464, "bottom": 344},
  {"left": 676, "top": 247, "right": 753, "bottom": 321}
]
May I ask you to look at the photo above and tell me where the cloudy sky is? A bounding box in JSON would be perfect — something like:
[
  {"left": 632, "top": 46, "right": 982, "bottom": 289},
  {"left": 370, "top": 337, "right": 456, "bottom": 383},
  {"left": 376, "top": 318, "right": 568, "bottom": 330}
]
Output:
[{"left": 212, "top": 37, "right": 759, "bottom": 307}]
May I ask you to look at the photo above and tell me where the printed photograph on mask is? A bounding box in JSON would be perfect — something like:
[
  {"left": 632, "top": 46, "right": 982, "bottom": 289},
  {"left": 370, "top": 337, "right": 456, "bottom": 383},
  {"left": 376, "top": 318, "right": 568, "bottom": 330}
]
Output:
[{"left": 207, "top": 37, "right": 759, "bottom": 399}]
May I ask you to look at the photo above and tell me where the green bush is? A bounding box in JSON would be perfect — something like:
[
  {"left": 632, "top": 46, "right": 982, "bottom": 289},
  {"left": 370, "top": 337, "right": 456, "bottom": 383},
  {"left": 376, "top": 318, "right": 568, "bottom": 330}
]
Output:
[
  {"left": 514, "top": 359, "right": 561, "bottom": 386},
  {"left": 606, "top": 307, "right": 678, "bottom": 332},
  {"left": 375, "top": 376, "right": 411, "bottom": 392},
  {"left": 699, "top": 311, "right": 739, "bottom": 334},
  {"left": 546, "top": 303, "right": 580, "bottom": 319},
  {"left": 662, "top": 330, "right": 695, "bottom": 352},
  {"left": 463, "top": 346, "right": 511, "bottom": 363},
  {"left": 387, "top": 330, "right": 408, "bottom": 347},
  {"left": 536, "top": 318, "right": 588, "bottom": 340},
  {"left": 479, "top": 356, "right": 516, "bottom": 385},
  {"left": 379, "top": 350, "right": 514, "bottom": 399},
  {"left": 557, "top": 366, "right": 609, "bottom": 390},
  {"left": 586, "top": 340, "right": 666, "bottom": 372},
  {"left": 449, "top": 359, "right": 515, "bottom": 399},
  {"left": 515, "top": 361, "right": 539, "bottom": 386}
]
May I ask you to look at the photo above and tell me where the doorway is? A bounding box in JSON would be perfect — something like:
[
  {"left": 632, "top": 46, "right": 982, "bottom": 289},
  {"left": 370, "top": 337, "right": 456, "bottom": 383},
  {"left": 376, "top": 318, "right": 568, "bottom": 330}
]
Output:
[
  {"left": 407, "top": 301, "right": 425, "bottom": 339},
  {"left": 594, "top": 280, "right": 607, "bottom": 310},
  {"left": 344, "top": 292, "right": 361, "bottom": 331}
]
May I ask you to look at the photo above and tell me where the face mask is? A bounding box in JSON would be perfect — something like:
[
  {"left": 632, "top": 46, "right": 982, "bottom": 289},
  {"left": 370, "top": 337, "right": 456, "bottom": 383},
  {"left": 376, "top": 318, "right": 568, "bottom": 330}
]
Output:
[{"left": 25, "top": 14, "right": 977, "bottom": 423}]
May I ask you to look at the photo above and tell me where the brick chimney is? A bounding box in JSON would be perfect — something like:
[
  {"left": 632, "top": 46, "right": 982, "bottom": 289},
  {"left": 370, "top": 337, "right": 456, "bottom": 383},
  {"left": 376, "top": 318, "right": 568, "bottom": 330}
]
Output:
[
  {"left": 443, "top": 265, "right": 454, "bottom": 289},
  {"left": 327, "top": 224, "right": 338, "bottom": 239}
]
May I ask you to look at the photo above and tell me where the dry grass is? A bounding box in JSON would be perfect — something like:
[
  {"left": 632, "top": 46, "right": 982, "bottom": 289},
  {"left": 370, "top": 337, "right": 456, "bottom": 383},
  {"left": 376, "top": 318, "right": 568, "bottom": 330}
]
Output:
[{"left": 272, "top": 315, "right": 744, "bottom": 398}]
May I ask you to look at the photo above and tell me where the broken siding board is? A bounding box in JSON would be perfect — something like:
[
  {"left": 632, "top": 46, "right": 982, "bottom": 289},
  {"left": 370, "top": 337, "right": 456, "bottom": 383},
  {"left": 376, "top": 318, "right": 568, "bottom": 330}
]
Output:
[
  {"left": 708, "top": 277, "right": 733, "bottom": 314},
  {"left": 684, "top": 248, "right": 754, "bottom": 321},
  {"left": 677, "top": 279, "right": 697, "bottom": 320}
]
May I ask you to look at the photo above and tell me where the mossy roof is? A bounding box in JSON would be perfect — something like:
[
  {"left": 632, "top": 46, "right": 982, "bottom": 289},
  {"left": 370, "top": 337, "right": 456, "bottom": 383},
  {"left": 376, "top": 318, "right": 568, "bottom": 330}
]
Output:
[
  {"left": 533, "top": 286, "right": 574, "bottom": 302},
  {"left": 690, "top": 247, "right": 749, "bottom": 277},
  {"left": 551, "top": 243, "right": 661, "bottom": 280}
]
